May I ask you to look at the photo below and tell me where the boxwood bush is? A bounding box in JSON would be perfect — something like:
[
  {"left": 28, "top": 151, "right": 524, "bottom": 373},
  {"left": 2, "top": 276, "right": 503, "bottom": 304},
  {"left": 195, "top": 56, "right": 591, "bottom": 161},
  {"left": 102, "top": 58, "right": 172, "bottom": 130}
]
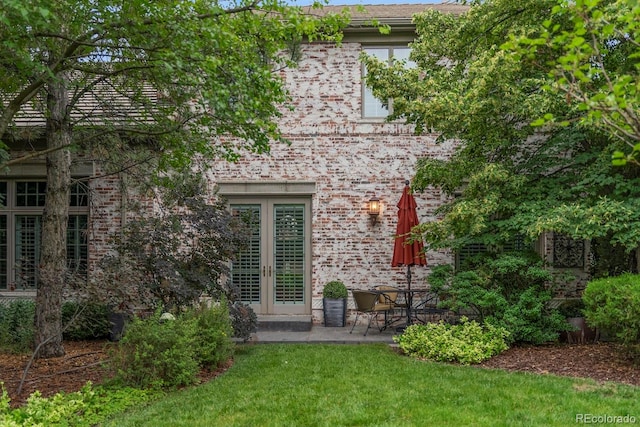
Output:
[{"left": 583, "top": 273, "right": 640, "bottom": 359}]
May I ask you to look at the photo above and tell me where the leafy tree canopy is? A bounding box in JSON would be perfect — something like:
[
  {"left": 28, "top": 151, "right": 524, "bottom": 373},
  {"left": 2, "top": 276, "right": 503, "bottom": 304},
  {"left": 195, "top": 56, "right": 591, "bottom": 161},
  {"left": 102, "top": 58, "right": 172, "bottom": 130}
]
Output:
[
  {"left": 507, "top": 0, "right": 640, "bottom": 165},
  {"left": 0, "top": 0, "right": 349, "bottom": 172},
  {"left": 363, "top": 0, "right": 640, "bottom": 254}
]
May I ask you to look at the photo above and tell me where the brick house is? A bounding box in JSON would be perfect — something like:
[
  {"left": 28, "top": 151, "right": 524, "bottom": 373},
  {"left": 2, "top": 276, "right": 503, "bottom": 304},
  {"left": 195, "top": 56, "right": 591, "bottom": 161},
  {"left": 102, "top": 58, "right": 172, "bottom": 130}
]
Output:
[
  {"left": 1, "top": 4, "right": 590, "bottom": 325},
  {"left": 210, "top": 4, "right": 464, "bottom": 325}
]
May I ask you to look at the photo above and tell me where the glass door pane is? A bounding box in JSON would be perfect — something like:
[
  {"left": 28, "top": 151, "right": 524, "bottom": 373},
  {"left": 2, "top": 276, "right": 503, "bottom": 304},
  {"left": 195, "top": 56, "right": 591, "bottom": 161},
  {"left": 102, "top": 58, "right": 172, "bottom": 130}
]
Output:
[
  {"left": 231, "top": 205, "right": 262, "bottom": 305},
  {"left": 273, "top": 204, "right": 305, "bottom": 305},
  {"left": 15, "top": 215, "right": 41, "bottom": 288}
]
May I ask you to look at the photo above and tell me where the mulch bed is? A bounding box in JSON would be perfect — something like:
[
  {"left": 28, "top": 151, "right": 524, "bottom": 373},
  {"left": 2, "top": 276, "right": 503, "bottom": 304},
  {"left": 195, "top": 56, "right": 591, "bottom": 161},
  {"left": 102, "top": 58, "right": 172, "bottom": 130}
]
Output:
[{"left": 478, "top": 341, "right": 639, "bottom": 387}]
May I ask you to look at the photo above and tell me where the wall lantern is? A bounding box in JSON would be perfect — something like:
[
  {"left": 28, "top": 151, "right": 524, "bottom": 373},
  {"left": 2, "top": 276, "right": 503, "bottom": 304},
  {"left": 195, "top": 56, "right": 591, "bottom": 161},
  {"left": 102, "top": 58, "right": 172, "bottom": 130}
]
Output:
[{"left": 368, "top": 196, "right": 381, "bottom": 225}]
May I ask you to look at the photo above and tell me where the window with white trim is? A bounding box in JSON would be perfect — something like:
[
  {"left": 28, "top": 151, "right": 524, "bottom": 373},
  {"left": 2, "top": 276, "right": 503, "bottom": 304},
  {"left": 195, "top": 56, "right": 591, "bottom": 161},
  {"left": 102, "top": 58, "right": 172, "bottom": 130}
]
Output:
[
  {"left": 0, "top": 180, "right": 89, "bottom": 290},
  {"left": 362, "top": 46, "right": 414, "bottom": 118}
]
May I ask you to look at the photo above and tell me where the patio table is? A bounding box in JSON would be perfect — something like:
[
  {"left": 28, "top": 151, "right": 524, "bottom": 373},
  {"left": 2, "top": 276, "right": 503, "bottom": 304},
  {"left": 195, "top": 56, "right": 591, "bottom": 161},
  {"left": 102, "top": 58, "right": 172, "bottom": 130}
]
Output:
[{"left": 373, "top": 288, "right": 444, "bottom": 330}]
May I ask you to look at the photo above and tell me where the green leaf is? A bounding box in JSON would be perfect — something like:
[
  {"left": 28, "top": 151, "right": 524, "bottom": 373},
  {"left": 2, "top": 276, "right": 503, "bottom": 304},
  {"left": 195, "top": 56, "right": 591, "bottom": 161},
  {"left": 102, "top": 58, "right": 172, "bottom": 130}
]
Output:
[{"left": 611, "top": 151, "right": 627, "bottom": 166}]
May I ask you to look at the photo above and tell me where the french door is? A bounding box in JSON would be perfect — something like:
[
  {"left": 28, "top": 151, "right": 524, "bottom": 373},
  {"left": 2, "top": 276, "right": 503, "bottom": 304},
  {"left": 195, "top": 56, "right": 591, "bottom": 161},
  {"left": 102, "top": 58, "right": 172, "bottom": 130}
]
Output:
[{"left": 230, "top": 198, "right": 311, "bottom": 315}]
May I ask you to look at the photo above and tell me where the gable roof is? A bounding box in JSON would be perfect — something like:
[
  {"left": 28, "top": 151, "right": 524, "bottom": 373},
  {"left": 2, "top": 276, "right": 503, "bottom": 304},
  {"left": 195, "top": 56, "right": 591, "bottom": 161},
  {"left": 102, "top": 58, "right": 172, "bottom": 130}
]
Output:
[
  {"left": 318, "top": 4, "right": 468, "bottom": 19},
  {"left": 303, "top": 3, "right": 468, "bottom": 36}
]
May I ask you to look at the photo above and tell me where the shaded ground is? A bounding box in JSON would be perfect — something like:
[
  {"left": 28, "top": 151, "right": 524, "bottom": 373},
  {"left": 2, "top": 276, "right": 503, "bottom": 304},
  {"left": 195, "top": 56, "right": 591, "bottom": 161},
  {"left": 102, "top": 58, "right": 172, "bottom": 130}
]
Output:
[{"left": 1, "top": 340, "right": 638, "bottom": 408}]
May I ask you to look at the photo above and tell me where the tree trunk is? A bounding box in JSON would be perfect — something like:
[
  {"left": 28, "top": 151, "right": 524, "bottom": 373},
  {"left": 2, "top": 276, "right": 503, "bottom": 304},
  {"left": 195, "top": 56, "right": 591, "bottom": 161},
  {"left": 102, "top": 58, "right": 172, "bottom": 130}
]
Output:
[{"left": 34, "top": 73, "right": 72, "bottom": 358}]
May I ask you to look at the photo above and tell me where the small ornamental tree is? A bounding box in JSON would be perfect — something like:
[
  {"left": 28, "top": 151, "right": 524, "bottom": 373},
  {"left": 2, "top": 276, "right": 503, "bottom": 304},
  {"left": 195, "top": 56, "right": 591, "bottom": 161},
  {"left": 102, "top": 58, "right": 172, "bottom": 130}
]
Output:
[
  {"left": 429, "top": 251, "right": 567, "bottom": 345},
  {"left": 98, "top": 175, "right": 256, "bottom": 340}
]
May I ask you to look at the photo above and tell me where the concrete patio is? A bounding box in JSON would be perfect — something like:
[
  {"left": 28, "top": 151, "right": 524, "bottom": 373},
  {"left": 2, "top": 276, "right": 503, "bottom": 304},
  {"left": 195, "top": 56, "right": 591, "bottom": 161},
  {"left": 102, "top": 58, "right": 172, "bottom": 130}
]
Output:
[{"left": 251, "top": 323, "right": 399, "bottom": 344}]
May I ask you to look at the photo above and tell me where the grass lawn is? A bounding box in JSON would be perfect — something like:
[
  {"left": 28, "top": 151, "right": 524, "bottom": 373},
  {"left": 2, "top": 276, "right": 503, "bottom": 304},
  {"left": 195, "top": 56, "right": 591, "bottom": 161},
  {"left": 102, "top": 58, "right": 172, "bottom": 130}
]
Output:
[{"left": 104, "top": 343, "right": 639, "bottom": 427}]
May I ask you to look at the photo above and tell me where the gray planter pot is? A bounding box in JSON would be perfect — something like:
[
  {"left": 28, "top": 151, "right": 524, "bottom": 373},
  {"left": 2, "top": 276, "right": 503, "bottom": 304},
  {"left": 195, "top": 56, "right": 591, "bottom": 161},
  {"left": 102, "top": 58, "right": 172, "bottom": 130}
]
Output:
[{"left": 323, "top": 297, "right": 347, "bottom": 327}]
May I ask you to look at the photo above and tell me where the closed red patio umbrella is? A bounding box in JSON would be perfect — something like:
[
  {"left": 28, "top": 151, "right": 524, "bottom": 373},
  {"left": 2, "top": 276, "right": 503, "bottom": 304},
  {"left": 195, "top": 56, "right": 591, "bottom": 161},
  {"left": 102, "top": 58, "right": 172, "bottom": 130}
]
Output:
[{"left": 392, "top": 181, "right": 427, "bottom": 289}]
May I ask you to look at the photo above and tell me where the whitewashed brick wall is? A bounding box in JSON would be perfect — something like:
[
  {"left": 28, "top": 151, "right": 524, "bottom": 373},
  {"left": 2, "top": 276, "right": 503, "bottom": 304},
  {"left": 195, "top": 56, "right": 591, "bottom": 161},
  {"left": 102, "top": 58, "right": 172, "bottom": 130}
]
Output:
[{"left": 207, "top": 42, "right": 455, "bottom": 323}]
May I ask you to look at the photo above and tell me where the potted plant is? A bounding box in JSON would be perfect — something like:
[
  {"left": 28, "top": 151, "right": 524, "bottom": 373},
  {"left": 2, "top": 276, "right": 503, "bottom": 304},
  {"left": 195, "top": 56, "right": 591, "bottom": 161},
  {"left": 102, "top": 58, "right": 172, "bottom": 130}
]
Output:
[{"left": 323, "top": 280, "right": 348, "bottom": 327}]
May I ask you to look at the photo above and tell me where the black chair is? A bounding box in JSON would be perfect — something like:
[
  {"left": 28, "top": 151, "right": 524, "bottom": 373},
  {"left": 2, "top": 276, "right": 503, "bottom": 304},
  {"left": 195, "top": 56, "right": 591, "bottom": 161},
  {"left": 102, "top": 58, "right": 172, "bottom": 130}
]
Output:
[
  {"left": 412, "top": 292, "right": 449, "bottom": 323},
  {"left": 349, "top": 290, "right": 394, "bottom": 336}
]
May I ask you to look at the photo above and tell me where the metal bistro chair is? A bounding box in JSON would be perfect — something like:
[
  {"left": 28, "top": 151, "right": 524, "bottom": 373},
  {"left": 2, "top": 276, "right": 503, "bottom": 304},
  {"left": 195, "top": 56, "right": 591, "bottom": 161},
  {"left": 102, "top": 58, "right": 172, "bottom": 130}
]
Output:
[
  {"left": 374, "top": 285, "right": 408, "bottom": 318},
  {"left": 349, "top": 290, "right": 394, "bottom": 336}
]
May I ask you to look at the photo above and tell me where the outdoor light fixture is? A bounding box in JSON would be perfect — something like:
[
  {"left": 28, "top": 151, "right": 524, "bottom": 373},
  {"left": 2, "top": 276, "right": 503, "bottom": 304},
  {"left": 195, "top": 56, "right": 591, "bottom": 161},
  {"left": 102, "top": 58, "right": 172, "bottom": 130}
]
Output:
[{"left": 368, "top": 196, "right": 380, "bottom": 225}]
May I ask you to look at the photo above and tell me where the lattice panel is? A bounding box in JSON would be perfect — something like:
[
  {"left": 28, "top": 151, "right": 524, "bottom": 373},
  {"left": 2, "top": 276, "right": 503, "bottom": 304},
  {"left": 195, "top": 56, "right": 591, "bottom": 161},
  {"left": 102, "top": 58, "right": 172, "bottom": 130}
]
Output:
[
  {"left": 456, "top": 235, "right": 528, "bottom": 270},
  {"left": 553, "top": 233, "right": 585, "bottom": 268}
]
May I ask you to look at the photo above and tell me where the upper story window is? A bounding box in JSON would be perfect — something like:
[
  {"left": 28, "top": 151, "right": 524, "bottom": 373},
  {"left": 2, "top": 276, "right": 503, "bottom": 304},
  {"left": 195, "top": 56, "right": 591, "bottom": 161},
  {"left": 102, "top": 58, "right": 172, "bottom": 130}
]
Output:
[
  {"left": 0, "top": 180, "right": 89, "bottom": 290},
  {"left": 362, "top": 46, "right": 414, "bottom": 119}
]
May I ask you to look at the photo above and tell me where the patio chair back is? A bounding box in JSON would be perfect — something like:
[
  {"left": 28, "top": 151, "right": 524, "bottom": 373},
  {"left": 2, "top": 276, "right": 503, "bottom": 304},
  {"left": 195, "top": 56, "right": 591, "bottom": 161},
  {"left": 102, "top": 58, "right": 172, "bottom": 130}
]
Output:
[
  {"left": 350, "top": 290, "right": 394, "bottom": 336},
  {"left": 352, "top": 290, "right": 379, "bottom": 312}
]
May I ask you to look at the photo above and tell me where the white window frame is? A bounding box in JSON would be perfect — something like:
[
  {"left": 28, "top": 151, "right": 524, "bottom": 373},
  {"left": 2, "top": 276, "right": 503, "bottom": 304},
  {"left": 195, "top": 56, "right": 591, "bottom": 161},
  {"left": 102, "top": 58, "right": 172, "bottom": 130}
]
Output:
[{"left": 362, "top": 45, "right": 414, "bottom": 119}]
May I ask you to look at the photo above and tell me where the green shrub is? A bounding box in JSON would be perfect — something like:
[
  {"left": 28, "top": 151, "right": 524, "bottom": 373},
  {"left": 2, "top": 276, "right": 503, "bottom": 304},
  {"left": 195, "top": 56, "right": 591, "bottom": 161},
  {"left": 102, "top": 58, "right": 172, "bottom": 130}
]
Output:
[
  {"left": 188, "top": 302, "right": 234, "bottom": 369},
  {"left": 583, "top": 273, "right": 640, "bottom": 359},
  {"left": 323, "top": 280, "right": 348, "bottom": 299},
  {"left": 62, "top": 302, "right": 111, "bottom": 340},
  {"left": 0, "top": 381, "right": 155, "bottom": 427},
  {"left": 429, "top": 252, "right": 567, "bottom": 345},
  {"left": 107, "top": 310, "right": 200, "bottom": 389},
  {"left": 107, "top": 304, "right": 235, "bottom": 389},
  {"left": 0, "top": 300, "right": 35, "bottom": 353},
  {"left": 394, "top": 317, "right": 509, "bottom": 365}
]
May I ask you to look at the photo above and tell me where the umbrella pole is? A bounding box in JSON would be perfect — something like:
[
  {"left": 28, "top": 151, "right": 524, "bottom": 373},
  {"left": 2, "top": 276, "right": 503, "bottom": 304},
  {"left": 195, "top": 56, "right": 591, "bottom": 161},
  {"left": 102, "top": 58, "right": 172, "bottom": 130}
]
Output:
[{"left": 406, "top": 265, "right": 413, "bottom": 326}]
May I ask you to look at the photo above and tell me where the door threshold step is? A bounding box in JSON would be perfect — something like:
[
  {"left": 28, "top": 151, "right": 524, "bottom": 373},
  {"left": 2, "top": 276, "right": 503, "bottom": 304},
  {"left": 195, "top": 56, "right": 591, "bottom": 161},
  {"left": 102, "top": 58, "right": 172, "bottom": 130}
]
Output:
[{"left": 257, "top": 315, "right": 312, "bottom": 332}]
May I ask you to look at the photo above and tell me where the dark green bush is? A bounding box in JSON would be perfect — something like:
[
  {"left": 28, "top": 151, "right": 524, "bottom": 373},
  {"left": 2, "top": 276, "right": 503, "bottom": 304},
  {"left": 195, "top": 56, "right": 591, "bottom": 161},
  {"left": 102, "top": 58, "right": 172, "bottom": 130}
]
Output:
[
  {"left": 322, "top": 280, "right": 348, "bottom": 299},
  {"left": 429, "top": 251, "right": 567, "bottom": 345},
  {"left": 583, "top": 273, "right": 640, "bottom": 359},
  {"left": 0, "top": 299, "right": 35, "bottom": 353},
  {"left": 394, "top": 317, "right": 509, "bottom": 364},
  {"left": 108, "top": 310, "right": 200, "bottom": 389},
  {"left": 108, "top": 304, "right": 235, "bottom": 389},
  {"left": 62, "top": 302, "right": 111, "bottom": 340}
]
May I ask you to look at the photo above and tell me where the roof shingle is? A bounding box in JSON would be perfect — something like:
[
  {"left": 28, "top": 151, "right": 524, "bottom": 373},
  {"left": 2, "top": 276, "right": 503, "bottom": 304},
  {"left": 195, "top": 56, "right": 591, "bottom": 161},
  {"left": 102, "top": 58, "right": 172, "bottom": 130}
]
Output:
[{"left": 304, "top": 3, "right": 469, "bottom": 19}]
